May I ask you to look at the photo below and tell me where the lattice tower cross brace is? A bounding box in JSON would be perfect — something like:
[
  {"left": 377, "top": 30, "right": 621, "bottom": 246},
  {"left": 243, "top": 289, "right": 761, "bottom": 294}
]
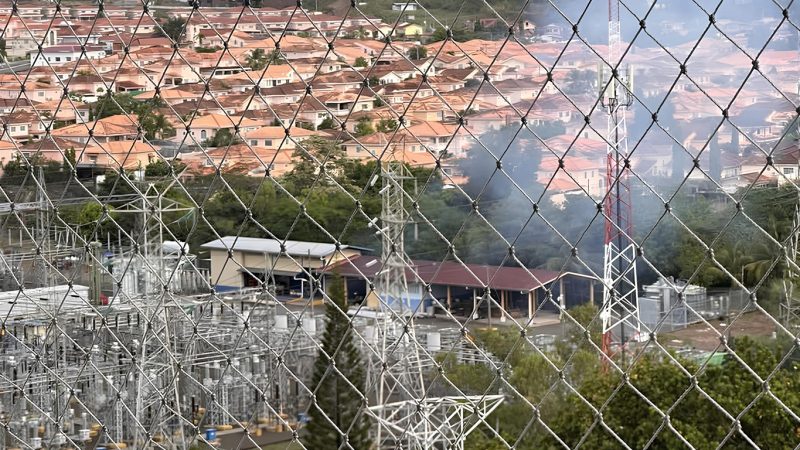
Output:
[
  {"left": 601, "top": 0, "right": 641, "bottom": 358},
  {"left": 373, "top": 160, "right": 426, "bottom": 447}
]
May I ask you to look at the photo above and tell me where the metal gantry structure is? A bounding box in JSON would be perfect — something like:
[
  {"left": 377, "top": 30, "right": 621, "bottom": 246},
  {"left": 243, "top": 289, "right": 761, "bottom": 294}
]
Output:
[
  {"left": 0, "top": 174, "right": 498, "bottom": 450},
  {"left": 600, "top": 0, "right": 641, "bottom": 358},
  {"left": 366, "top": 159, "right": 502, "bottom": 449},
  {"left": 369, "top": 159, "right": 427, "bottom": 448}
]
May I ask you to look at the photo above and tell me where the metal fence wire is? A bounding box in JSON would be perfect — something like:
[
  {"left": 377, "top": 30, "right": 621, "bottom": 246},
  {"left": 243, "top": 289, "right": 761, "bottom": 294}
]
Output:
[{"left": 1, "top": 0, "right": 800, "bottom": 448}]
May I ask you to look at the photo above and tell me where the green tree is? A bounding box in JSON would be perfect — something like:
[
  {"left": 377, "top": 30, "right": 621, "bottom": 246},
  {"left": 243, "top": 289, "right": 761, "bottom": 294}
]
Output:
[
  {"left": 431, "top": 26, "right": 476, "bottom": 42},
  {"left": 0, "top": 38, "right": 7, "bottom": 61},
  {"left": 63, "top": 147, "right": 76, "bottom": 171},
  {"left": 284, "top": 136, "right": 346, "bottom": 190},
  {"left": 65, "top": 202, "right": 117, "bottom": 240},
  {"left": 92, "top": 93, "right": 166, "bottom": 121},
  {"left": 194, "top": 46, "right": 221, "bottom": 53},
  {"left": 318, "top": 116, "right": 336, "bottom": 130},
  {"left": 1, "top": 153, "right": 67, "bottom": 183},
  {"left": 159, "top": 17, "right": 187, "bottom": 43},
  {"left": 93, "top": 93, "right": 139, "bottom": 119},
  {"left": 376, "top": 118, "right": 397, "bottom": 133},
  {"left": 304, "top": 276, "right": 371, "bottom": 450},
  {"left": 354, "top": 118, "right": 374, "bottom": 137},
  {"left": 268, "top": 49, "right": 286, "bottom": 65},
  {"left": 205, "top": 129, "right": 242, "bottom": 147},
  {"left": 246, "top": 48, "right": 268, "bottom": 70},
  {"left": 408, "top": 45, "right": 427, "bottom": 59},
  {"left": 139, "top": 113, "right": 175, "bottom": 140},
  {"left": 354, "top": 56, "right": 369, "bottom": 68},
  {"left": 145, "top": 158, "right": 186, "bottom": 177}
]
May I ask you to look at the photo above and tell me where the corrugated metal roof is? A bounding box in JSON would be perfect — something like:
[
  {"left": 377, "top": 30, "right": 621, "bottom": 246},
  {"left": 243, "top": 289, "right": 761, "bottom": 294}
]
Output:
[
  {"left": 201, "top": 236, "right": 342, "bottom": 259},
  {"left": 329, "top": 255, "right": 565, "bottom": 292}
]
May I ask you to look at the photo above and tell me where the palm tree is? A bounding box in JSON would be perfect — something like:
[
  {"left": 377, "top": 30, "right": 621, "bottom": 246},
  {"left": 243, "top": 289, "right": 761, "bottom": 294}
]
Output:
[
  {"left": 246, "top": 49, "right": 268, "bottom": 70},
  {"left": 740, "top": 215, "right": 789, "bottom": 300},
  {"left": 141, "top": 113, "right": 174, "bottom": 140}
]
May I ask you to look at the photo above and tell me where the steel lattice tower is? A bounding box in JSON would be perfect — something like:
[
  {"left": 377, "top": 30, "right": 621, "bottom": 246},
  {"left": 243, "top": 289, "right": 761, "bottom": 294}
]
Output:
[
  {"left": 368, "top": 160, "right": 502, "bottom": 449},
  {"left": 601, "top": 0, "right": 641, "bottom": 358},
  {"left": 371, "top": 160, "right": 426, "bottom": 448}
]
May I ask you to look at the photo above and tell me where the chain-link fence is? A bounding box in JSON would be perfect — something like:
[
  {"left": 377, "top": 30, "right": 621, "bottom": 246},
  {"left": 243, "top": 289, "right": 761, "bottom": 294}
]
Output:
[{"left": 1, "top": 0, "right": 800, "bottom": 449}]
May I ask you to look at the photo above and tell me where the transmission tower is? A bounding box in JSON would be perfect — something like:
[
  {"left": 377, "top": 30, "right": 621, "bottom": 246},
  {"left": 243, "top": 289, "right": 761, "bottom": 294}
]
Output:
[
  {"left": 364, "top": 159, "right": 504, "bottom": 449},
  {"left": 600, "top": 0, "right": 641, "bottom": 359},
  {"left": 369, "top": 160, "right": 427, "bottom": 448}
]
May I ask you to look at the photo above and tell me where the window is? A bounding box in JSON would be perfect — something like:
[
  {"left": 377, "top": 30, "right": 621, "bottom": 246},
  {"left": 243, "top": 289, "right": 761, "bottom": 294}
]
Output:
[
  {"left": 10, "top": 126, "right": 15, "bottom": 132},
  {"left": 55, "top": 57, "right": 61, "bottom": 62},
  {"left": 38, "top": 92, "right": 44, "bottom": 97},
  {"left": 265, "top": 140, "right": 273, "bottom": 147},
  {"left": 783, "top": 167, "right": 795, "bottom": 175},
  {"left": 250, "top": 140, "right": 258, "bottom": 146},
  {"left": 361, "top": 103, "right": 368, "bottom": 110},
  {"left": 200, "top": 130, "right": 207, "bottom": 140},
  {"left": 66, "top": 57, "right": 72, "bottom": 61}
]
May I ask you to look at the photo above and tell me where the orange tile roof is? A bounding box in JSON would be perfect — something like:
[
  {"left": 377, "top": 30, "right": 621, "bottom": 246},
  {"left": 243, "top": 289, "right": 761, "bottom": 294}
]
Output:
[
  {"left": 243, "top": 126, "right": 316, "bottom": 140},
  {"left": 53, "top": 114, "right": 139, "bottom": 137},
  {"left": 189, "top": 114, "right": 261, "bottom": 129}
]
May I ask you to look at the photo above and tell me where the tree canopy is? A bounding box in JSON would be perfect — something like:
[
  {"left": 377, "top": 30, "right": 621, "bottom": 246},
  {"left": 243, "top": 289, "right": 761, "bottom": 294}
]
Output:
[
  {"left": 440, "top": 303, "right": 800, "bottom": 450},
  {"left": 303, "top": 276, "right": 372, "bottom": 449},
  {"left": 158, "top": 17, "right": 187, "bottom": 43}
]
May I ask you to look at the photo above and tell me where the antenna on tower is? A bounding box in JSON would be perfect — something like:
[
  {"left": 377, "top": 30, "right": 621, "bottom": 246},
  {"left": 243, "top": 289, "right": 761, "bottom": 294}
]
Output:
[{"left": 600, "top": 0, "right": 641, "bottom": 363}]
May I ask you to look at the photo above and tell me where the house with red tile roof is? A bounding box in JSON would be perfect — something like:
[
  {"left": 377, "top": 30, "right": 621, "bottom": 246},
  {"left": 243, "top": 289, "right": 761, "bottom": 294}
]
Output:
[
  {"left": 53, "top": 114, "right": 141, "bottom": 144},
  {"left": 179, "top": 113, "right": 261, "bottom": 145}
]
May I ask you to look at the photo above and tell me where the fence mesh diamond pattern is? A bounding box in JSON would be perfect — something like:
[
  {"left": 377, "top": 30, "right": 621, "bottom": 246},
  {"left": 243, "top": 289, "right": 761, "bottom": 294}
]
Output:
[{"left": 1, "top": 0, "right": 800, "bottom": 449}]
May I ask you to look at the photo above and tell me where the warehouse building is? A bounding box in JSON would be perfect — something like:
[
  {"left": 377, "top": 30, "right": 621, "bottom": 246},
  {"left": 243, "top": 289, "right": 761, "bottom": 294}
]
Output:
[
  {"left": 330, "top": 255, "right": 597, "bottom": 320},
  {"left": 201, "top": 236, "right": 365, "bottom": 294}
]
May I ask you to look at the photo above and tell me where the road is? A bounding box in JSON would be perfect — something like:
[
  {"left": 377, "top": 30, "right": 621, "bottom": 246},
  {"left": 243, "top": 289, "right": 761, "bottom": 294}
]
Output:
[{"left": 0, "top": 60, "right": 31, "bottom": 74}]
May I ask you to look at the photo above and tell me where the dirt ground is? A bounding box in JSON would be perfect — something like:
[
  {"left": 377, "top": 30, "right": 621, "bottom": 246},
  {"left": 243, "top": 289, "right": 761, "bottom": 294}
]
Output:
[{"left": 662, "top": 311, "right": 780, "bottom": 351}]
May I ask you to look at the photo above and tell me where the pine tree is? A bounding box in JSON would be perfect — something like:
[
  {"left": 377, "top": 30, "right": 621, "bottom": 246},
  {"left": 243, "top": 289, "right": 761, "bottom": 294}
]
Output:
[{"left": 303, "top": 276, "right": 372, "bottom": 450}]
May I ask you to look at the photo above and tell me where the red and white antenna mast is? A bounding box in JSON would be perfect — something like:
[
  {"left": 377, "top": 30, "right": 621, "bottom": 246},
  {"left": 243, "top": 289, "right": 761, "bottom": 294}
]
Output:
[{"left": 600, "top": 0, "right": 640, "bottom": 359}]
